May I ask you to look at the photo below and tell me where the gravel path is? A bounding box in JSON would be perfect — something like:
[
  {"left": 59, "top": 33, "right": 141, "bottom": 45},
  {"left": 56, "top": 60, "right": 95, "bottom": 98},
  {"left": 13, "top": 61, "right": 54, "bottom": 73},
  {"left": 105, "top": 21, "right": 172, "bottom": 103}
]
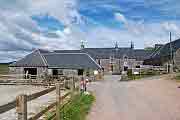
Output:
[{"left": 87, "top": 75, "right": 180, "bottom": 120}]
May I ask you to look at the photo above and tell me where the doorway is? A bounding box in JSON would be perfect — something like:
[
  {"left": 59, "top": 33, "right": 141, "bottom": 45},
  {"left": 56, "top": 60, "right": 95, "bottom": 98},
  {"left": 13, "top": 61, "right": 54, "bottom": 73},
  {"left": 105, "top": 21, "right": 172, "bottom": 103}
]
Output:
[
  {"left": 52, "top": 69, "right": 58, "bottom": 78},
  {"left": 24, "top": 68, "right": 37, "bottom": 79},
  {"left": 78, "top": 69, "right": 84, "bottom": 76}
]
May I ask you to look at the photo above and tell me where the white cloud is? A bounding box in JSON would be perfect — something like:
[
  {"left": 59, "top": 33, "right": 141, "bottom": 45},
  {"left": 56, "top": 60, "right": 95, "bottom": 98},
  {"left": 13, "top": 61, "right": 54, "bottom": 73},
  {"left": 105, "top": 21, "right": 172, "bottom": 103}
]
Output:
[
  {"left": 1, "top": 0, "right": 180, "bottom": 63},
  {"left": 0, "top": 0, "right": 86, "bottom": 62},
  {"left": 114, "top": 13, "right": 127, "bottom": 24},
  {"left": 84, "top": 20, "right": 180, "bottom": 49},
  {"left": 162, "top": 22, "right": 180, "bottom": 33},
  {"left": 63, "top": 28, "right": 72, "bottom": 35}
]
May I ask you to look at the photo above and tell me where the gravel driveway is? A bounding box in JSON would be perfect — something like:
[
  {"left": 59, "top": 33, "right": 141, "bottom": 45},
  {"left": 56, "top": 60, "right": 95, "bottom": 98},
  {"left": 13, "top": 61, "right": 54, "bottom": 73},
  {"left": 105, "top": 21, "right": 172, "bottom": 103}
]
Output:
[{"left": 87, "top": 75, "right": 180, "bottom": 120}]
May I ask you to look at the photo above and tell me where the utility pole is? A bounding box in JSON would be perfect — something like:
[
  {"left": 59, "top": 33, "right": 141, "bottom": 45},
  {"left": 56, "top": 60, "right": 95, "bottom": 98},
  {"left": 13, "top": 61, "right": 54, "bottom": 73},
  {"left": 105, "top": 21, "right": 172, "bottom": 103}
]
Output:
[
  {"left": 170, "top": 32, "right": 172, "bottom": 61},
  {"left": 169, "top": 32, "right": 174, "bottom": 72}
]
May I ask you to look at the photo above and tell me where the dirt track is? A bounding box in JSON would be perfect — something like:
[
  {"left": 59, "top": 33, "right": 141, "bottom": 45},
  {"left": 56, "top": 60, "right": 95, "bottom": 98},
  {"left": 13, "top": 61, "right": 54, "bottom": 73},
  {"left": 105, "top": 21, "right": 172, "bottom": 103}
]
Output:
[{"left": 87, "top": 75, "right": 180, "bottom": 120}]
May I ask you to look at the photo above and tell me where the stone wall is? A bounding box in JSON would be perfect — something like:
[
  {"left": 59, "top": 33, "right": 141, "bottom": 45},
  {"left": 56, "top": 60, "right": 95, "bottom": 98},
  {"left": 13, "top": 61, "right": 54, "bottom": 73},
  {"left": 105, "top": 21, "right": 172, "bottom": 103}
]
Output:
[
  {"left": 9, "top": 67, "right": 24, "bottom": 79},
  {"left": 174, "top": 48, "right": 180, "bottom": 69},
  {"left": 96, "top": 58, "right": 144, "bottom": 74},
  {"left": 9, "top": 67, "right": 48, "bottom": 79},
  {"left": 98, "top": 59, "right": 110, "bottom": 73}
]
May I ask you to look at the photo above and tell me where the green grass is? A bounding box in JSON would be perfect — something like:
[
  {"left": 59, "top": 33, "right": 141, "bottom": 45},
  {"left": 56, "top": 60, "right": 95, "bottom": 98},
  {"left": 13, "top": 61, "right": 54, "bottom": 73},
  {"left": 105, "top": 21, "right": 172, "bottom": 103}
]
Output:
[
  {"left": 127, "top": 69, "right": 160, "bottom": 80},
  {"left": 0, "top": 64, "right": 9, "bottom": 74},
  {"left": 175, "top": 73, "right": 180, "bottom": 82},
  {"left": 46, "top": 93, "right": 95, "bottom": 120}
]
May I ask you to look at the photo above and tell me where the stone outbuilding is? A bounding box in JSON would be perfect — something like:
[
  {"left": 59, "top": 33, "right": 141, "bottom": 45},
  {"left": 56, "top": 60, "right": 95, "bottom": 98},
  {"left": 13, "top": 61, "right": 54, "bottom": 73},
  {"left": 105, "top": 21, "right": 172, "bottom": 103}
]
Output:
[
  {"left": 9, "top": 49, "right": 102, "bottom": 79},
  {"left": 144, "top": 38, "right": 180, "bottom": 71}
]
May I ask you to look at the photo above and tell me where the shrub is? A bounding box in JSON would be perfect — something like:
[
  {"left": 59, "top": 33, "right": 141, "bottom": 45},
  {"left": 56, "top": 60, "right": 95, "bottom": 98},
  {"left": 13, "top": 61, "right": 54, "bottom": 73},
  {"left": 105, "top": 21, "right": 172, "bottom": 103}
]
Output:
[{"left": 46, "top": 93, "right": 95, "bottom": 120}]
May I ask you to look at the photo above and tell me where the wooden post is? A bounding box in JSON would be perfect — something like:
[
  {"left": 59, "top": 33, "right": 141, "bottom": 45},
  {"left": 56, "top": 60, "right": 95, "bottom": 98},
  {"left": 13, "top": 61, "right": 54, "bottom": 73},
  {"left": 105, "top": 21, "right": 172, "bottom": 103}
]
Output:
[
  {"left": 78, "top": 76, "right": 81, "bottom": 93},
  {"left": 70, "top": 77, "right": 75, "bottom": 97},
  {"left": 16, "top": 94, "right": 27, "bottom": 120},
  {"left": 73, "top": 76, "right": 75, "bottom": 90},
  {"left": 56, "top": 83, "right": 61, "bottom": 120}
]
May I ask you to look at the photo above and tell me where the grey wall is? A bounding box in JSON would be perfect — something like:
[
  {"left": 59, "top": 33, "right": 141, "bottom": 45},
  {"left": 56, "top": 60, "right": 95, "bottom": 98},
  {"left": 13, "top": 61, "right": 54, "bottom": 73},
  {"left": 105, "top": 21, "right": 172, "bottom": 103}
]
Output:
[
  {"left": 96, "top": 58, "right": 144, "bottom": 74},
  {"left": 9, "top": 67, "right": 48, "bottom": 79}
]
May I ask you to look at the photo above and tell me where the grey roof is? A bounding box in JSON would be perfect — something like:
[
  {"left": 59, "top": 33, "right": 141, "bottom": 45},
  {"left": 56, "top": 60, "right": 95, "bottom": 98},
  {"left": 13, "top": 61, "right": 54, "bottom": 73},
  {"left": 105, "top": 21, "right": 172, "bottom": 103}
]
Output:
[
  {"left": 83, "top": 48, "right": 131, "bottom": 59},
  {"left": 43, "top": 53, "right": 101, "bottom": 69},
  {"left": 10, "top": 50, "right": 47, "bottom": 67},
  {"left": 82, "top": 48, "right": 152, "bottom": 61},
  {"left": 10, "top": 49, "right": 101, "bottom": 70},
  {"left": 54, "top": 48, "right": 152, "bottom": 61},
  {"left": 38, "top": 49, "right": 51, "bottom": 54},
  {"left": 10, "top": 47, "right": 152, "bottom": 68},
  {"left": 131, "top": 49, "right": 152, "bottom": 61},
  {"left": 54, "top": 50, "right": 82, "bottom": 53}
]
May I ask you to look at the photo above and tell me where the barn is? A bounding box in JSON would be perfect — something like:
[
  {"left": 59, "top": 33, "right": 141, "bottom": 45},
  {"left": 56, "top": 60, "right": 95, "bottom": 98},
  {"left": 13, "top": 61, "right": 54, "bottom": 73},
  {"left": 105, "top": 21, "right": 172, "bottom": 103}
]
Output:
[{"left": 9, "top": 49, "right": 102, "bottom": 79}]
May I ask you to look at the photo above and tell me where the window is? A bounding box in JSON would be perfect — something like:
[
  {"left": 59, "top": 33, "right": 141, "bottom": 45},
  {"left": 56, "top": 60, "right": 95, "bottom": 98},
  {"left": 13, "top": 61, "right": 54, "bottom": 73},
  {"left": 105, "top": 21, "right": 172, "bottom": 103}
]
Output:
[
  {"left": 110, "top": 64, "right": 113, "bottom": 72},
  {"left": 98, "top": 59, "right": 101, "bottom": 65},
  {"left": 78, "top": 69, "right": 84, "bottom": 76},
  {"left": 124, "top": 66, "right": 128, "bottom": 71},
  {"left": 136, "top": 66, "right": 140, "bottom": 68}
]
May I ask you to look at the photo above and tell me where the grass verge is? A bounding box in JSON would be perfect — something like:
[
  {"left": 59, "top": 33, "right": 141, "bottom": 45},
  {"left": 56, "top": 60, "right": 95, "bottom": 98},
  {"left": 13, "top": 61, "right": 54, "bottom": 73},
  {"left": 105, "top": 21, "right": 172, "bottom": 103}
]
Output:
[
  {"left": 127, "top": 69, "right": 160, "bottom": 80},
  {"left": 0, "top": 64, "right": 9, "bottom": 74},
  {"left": 46, "top": 93, "right": 95, "bottom": 120},
  {"left": 174, "top": 73, "right": 180, "bottom": 82}
]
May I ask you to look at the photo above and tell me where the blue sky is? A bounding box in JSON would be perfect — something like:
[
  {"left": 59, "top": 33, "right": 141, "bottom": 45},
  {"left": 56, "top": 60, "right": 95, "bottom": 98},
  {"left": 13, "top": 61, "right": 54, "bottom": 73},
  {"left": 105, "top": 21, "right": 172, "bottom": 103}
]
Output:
[{"left": 0, "top": 0, "right": 180, "bottom": 62}]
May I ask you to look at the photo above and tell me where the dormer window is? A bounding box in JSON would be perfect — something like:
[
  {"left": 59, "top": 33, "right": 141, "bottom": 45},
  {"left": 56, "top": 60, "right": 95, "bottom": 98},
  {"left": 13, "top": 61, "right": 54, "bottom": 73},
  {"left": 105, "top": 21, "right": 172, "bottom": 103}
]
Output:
[{"left": 123, "top": 55, "right": 128, "bottom": 60}]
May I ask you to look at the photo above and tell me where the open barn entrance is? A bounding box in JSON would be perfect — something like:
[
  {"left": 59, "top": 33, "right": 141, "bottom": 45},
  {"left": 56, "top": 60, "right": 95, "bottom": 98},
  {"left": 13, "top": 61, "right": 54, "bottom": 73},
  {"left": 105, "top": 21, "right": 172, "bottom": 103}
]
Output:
[
  {"left": 52, "top": 69, "right": 58, "bottom": 79},
  {"left": 24, "top": 68, "right": 37, "bottom": 79},
  {"left": 78, "top": 69, "right": 84, "bottom": 76}
]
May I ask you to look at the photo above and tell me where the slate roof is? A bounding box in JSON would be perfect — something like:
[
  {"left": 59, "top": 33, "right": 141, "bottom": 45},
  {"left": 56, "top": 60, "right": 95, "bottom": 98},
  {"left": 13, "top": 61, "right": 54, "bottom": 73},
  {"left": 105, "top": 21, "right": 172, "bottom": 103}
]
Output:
[
  {"left": 131, "top": 49, "right": 152, "bottom": 61},
  {"left": 10, "top": 50, "right": 47, "bottom": 67},
  {"left": 81, "top": 48, "right": 152, "bottom": 61},
  {"left": 144, "top": 38, "right": 180, "bottom": 65},
  {"left": 82, "top": 48, "right": 131, "bottom": 59},
  {"left": 54, "top": 48, "right": 152, "bottom": 61},
  {"left": 54, "top": 50, "right": 82, "bottom": 53},
  {"left": 10, "top": 47, "right": 152, "bottom": 68},
  {"left": 10, "top": 50, "right": 101, "bottom": 70},
  {"left": 43, "top": 53, "right": 101, "bottom": 69}
]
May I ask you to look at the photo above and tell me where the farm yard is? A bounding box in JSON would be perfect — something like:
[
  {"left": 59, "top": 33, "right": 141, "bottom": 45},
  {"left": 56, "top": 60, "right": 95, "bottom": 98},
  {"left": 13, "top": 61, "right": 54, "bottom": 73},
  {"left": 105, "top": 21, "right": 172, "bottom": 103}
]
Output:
[
  {"left": 0, "top": 74, "right": 93, "bottom": 120},
  {"left": 87, "top": 75, "right": 180, "bottom": 120},
  {"left": 2, "top": 0, "right": 180, "bottom": 120}
]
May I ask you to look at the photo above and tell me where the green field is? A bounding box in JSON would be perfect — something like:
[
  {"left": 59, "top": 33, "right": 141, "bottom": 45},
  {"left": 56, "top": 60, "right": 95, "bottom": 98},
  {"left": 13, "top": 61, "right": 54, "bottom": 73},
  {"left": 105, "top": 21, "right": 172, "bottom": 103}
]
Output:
[{"left": 0, "top": 64, "right": 9, "bottom": 74}]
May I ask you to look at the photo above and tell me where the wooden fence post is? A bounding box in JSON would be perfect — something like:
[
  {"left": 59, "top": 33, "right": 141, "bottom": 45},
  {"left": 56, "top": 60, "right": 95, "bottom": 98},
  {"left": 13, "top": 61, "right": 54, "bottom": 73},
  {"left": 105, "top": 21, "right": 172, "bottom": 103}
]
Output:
[
  {"left": 70, "top": 77, "right": 75, "bottom": 96},
  {"left": 78, "top": 76, "right": 81, "bottom": 93},
  {"left": 56, "top": 83, "right": 61, "bottom": 120},
  {"left": 16, "top": 94, "right": 27, "bottom": 120},
  {"left": 73, "top": 76, "right": 75, "bottom": 90}
]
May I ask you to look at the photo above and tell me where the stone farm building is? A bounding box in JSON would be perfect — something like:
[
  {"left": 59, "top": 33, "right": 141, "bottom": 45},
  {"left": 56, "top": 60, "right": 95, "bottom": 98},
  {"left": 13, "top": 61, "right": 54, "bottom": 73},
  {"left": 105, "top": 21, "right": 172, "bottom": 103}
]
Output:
[
  {"left": 9, "top": 43, "right": 153, "bottom": 78},
  {"left": 9, "top": 49, "right": 102, "bottom": 79},
  {"left": 144, "top": 38, "right": 180, "bottom": 71}
]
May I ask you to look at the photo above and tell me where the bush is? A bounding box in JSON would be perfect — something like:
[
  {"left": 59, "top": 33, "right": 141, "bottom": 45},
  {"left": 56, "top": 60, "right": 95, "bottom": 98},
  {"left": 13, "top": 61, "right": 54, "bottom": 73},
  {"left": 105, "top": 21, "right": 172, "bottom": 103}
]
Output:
[
  {"left": 127, "top": 69, "right": 132, "bottom": 77},
  {"left": 175, "top": 73, "right": 180, "bottom": 81},
  {"left": 46, "top": 93, "right": 95, "bottom": 120}
]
